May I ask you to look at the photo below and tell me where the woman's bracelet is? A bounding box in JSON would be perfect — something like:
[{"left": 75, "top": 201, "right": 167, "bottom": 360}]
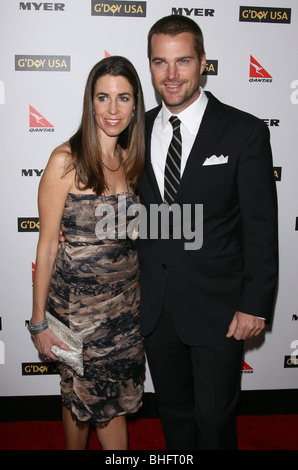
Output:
[{"left": 28, "top": 318, "right": 48, "bottom": 336}]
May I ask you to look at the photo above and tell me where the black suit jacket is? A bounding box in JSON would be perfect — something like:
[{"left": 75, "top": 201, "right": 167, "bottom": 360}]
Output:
[{"left": 137, "top": 92, "right": 278, "bottom": 346}]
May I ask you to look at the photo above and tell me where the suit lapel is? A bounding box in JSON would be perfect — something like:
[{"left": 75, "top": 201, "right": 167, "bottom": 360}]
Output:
[
  {"left": 176, "top": 92, "right": 227, "bottom": 202},
  {"left": 143, "top": 105, "right": 163, "bottom": 204}
]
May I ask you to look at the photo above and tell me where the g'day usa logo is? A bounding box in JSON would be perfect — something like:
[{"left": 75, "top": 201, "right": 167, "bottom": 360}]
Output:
[
  {"left": 18, "top": 217, "right": 40, "bottom": 232},
  {"left": 15, "top": 55, "right": 70, "bottom": 71},
  {"left": 239, "top": 6, "right": 291, "bottom": 23},
  {"left": 91, "top": 1, "right": 146, "bottom": 16}
]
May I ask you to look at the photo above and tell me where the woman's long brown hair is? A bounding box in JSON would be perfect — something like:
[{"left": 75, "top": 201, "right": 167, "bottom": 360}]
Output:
[{"left": 67, "top": 56, "right": 145, "bottom": 195}]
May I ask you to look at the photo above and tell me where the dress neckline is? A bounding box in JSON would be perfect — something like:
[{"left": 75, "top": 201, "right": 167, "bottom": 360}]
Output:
[{"left": 67, "top": 191, "right": 134, "bottom": 199}]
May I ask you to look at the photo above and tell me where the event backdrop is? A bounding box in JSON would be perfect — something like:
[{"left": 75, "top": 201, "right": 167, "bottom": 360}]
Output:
[{"left": 0, "top": 0, "right": 297, "bottom": 397}]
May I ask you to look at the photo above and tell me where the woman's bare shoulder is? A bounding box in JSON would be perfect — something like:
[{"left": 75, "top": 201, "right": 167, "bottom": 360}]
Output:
[
  {"left": 39, "top": 143, "right": 73, "bottom": 186},
  {"left": 49, "top": 142, "right": 71, "bottom": 163}
]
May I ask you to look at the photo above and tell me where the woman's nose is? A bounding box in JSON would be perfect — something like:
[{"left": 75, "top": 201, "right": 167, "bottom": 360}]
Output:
[{"left": 108, "top": 99, "right": 119, "bottom": 114}]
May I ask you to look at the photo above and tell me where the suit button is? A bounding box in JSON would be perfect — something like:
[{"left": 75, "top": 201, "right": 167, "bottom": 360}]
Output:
[{"left": 161, "top": 264, "right": 167, "bottom": 270}]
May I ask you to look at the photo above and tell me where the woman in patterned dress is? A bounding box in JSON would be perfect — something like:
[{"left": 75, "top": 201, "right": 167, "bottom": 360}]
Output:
[{"left": 29, "top": 56, "right": 145, "bottom": 450}]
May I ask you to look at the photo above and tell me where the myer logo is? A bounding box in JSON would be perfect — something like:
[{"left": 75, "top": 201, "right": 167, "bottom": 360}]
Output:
[
  {"left": 22, "top": 169, "right": 44, "bottom": 177},
  {"left": 239, "top": 6, "right": 291, "bottom": 23},
  {"left": 15, "top": 55, "right": 70, "bottom": 71},
  {"left": 171, "top": 7, "right": 215, "bottom": 17},
  {"left": 263, "top": 119, "right": 280, "bottom": 127},
  {"left": 19, "top": 2, "right": 65, "bottom": 11},
  {"left": 91, "top": 1, "right": 146, "bottom": 17}
]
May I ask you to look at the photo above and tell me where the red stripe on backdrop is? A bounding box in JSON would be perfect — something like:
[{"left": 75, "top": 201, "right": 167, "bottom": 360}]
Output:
[{"left": 0, "top": 416, "right": 298, "bottom": 450}]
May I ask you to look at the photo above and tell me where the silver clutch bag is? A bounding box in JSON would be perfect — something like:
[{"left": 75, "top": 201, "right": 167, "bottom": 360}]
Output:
[{"left": 46, "top": 311, "right": 84, "bottom": 377}]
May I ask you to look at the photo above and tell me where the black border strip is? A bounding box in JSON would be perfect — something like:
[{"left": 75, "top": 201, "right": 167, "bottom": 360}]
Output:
[{"left": 0, "top": 390, "right": 297, "bottom": 422}]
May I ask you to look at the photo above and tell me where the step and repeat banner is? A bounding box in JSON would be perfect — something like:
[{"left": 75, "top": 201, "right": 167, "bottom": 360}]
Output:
[{"left": 0, "top": 0, "right": 297, "bottom": 397}]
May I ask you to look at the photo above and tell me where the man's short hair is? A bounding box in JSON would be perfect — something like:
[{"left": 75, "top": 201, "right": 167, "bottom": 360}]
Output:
[{"left": 147, "top": 15, "right": 205, "bottom": 61}]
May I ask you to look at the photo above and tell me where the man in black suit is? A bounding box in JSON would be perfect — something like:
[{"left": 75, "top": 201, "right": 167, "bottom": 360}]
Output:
[{"left": 137, "top": 15, "right": 278, "bottom": 450}]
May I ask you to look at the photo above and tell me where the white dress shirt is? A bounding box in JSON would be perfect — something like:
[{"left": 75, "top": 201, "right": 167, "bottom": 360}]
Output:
[{"left": 151, "top": 87, "right": 209, "bottom": 198}]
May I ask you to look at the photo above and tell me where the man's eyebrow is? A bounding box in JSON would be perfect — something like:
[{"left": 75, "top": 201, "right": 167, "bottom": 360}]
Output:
[
  {"left": 151, "top": 55, "right": 195, "bottom": 62},
  {"left": 151, "top": 56, "right": 165, "bottom": 62}
]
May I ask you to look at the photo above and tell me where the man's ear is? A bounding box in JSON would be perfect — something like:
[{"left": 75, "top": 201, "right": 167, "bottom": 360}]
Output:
[{"left": 200, "top": 54, "right": 206, "bottom": 75}]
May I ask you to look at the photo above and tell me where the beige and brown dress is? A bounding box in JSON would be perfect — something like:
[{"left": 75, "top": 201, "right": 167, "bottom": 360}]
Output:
[{"left": 47, "top": 191, "right": 144, "bottom": 425}]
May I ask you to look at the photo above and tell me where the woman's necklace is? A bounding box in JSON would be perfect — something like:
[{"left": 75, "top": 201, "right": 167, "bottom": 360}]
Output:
[{"left": 101, "top": 146, "right": 121, "bottom": 172}]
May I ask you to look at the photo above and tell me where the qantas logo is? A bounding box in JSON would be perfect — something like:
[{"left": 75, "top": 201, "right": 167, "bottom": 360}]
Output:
[
  {"left": 241, "top": 360, "right": 254, "bottom": 373},
  {"left": 32, "top": 262, "right": 35, "bottom": 284},
  {"left": 29, "top": 105, "right": 54, "bottom": 131},
  {"left": 249, "top": 56, "right": 272, "bottom": 82}
]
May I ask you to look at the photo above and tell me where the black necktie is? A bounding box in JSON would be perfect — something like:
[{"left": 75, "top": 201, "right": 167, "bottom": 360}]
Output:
[{"left": 164, "top": 116, "right": 182, "bottom": 205}]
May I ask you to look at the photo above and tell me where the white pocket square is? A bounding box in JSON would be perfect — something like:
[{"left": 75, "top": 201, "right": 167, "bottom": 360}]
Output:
[{"left": 202, "top": 154, "right": 229, "bottom": 166}]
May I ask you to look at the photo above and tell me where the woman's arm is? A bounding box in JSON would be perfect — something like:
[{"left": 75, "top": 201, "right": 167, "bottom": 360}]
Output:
[{"left": 30, "top": 145, "right": 73, "bottom": 359}]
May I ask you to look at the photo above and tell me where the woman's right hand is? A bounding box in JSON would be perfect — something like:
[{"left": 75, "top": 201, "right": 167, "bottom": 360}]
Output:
[
  {"left": 59, "top": 229, "right": 66, "bottom": 244},
  {"left": 33, "top": 328, "right": 69, "bottom": 361}
]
